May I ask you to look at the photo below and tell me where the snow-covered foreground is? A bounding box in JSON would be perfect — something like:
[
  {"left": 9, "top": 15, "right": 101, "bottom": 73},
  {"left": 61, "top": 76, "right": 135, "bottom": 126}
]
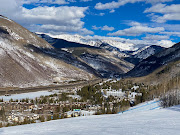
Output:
[
  {"left": 0, "top": 105, "right": 180, "bottom": 135},
  {"left": 0, "top": 90, "right": 58, "bottom": 101}
]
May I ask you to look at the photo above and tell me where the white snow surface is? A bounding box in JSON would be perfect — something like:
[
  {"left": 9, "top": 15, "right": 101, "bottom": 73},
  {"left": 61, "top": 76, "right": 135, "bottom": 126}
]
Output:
[
  {"left": 134, "top": 46, "right": 157, "bottom": 59},
  {"left": 0, "top": 101, "right": 180, "bottom": 135},
  {"left": 0, "top": 90, "right": 59, "bottom": 101},
  {"left": 2, "top": 26, "right": 23, "bottom": 41},
  {"left": 122, "top": 100, "right": 161, "bottom": 113}
]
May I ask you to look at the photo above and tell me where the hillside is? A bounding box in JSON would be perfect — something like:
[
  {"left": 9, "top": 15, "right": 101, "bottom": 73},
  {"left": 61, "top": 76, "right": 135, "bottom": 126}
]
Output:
[
  {"left": 38, "top": 33, "right": 166, "bottom": 77},
  {"left": 37, "top": 33, "right": 134, "bottom": 78},
  {"left": 37, "top": 33, "right": 154, "bottom": 57},
  {"left": 125, "top": 45, "right": 164, "bottom": 65},
  {"left": 127, "top": 42, "right": 180, "bottom": 78},
  {"left": 0, "top": 104, "right": 179, "bottom": 135},
  {"left": 0, "top": 15, "right": 96, "bottom": 88}
]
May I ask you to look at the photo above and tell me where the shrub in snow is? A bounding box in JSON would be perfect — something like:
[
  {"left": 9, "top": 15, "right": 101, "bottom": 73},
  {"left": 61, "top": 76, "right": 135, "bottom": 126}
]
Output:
[{"left": 160, "top": 89, "right": 180, "bottom": 108}]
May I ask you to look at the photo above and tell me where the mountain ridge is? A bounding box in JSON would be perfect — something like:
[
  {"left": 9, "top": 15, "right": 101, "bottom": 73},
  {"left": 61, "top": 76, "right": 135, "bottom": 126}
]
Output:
[
  {"left": 37, "top": 33, "right": 136, "bottom": 78},
  {"left": 126, "top": 42, "right": 180, "bottom": 79},
  {"left": 0, "top": 16, "right": 96, "bottom": 88}
]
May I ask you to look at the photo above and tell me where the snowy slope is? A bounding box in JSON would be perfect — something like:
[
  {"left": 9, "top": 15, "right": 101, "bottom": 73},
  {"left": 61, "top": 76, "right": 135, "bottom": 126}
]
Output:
[
  {"left": 125, "top": 45, "right": 165, "bottom": 65},
  {"left": 0, "top": 90, "right": 59, "bottom": 101},
  {"left": 121, "top": 100, "right": 161, "bottom": 114},
  {"left": 0, "top": 104, "right": 179, "bottom": 135},
  {"left": 133, "top": 45, "right": 164, "bottom": 60},
  {"left": 78, "top": 51, "right": 133, "bottom": 77}
]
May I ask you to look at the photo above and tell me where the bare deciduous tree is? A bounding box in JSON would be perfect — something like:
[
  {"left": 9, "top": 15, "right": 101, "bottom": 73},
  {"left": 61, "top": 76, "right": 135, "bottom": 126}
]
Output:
[{"left": 160, "top": 89, "right": 180, "bottom": 108}]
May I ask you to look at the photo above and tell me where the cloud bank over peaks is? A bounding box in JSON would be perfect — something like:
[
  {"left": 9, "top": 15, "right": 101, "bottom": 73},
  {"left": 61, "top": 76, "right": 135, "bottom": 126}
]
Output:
[{"left": 108, "top": 22, "right": 164, "bottom": 36}]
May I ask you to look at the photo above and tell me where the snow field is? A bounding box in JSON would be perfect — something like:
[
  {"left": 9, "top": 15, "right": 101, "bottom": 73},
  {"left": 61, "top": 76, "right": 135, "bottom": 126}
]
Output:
[
  {"left": 0, "top": 90, "right": 58, "bottom": 101},
  {"left": 0, "top": 105, "right": 179, "bottom": 135},
  {"left": 0, "top": 100, "right": 179, "bottom": 135}
]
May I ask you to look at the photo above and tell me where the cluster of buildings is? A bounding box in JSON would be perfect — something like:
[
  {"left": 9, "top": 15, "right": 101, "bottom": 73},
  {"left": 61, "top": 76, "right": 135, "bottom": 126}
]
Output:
[
  {"left": 101, "top": 85, "right": 142, "bottom": 102},
  {"left": 8, "top": 111, "right": 39, "bottom": 123},
  {"left": 0, "top": 99, "right": 103, "bottom": 124},
  {"left": 0, "top": 82, "right": 144, "bottom": 126},
  {"left": 64, "top": 109, "right": 95, "bottom": 118}
]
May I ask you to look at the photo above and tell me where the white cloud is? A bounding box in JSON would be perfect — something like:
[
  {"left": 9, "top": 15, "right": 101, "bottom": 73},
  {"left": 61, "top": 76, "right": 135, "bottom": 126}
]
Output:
[
  {"left": 146, "top": 0, "right": 173, "bottom": 4},
  {"left": 21, "top": 6, "right": 87, "bottom": 24},
  {"left": 125, "top": 22, "right": 180, "bottom": 40},
  {"left": 0, "top": 0, "right": 177, "bottom": 46},
  {"left": 34, "top": 24, "right": 93, "bottom": 34},
  {"left": 0, "top": 0, "right": 22, "bottom": 16},
  {"left": 145, "top": 4, "right": 180, "bottom": 13},
  {"left": 20, "top": 6, "right": 89, "bottom": 33},
  {"left": 127, "top": 39, "right": 174, "bottom": 48},
  {"left": 145, "top": 4, "right": 180, "bottom": 23},
  {"left": 139, "top": 23, "right": 180, "bottom": 34},
  {"left": 80, "top": 28, "right": 94, "bottom": 35},
  {"left": 160, "top": 32, "right": 180, "bottom": 37},
  {"left": 99, "top": 13, "right": 105, "bottom": 16},
  {"left": 22, "top": 0, "right": 70, "bottom": 5},
  {"left": 95, "top": 0, "right": 144, "bottom": 10},
  {"left": 108, "top": 22, "right": 164, "bottom": 36},
  {"left": 80, "top": 0, "right": 92, "bottom": 2},
  {"left": 128, "top": 21, "right": 142, "bottom": 26},
  {"left": 156, "top": 40, "right": 175, "bottom": 47},
  {"left": 95, "top": 0, "right": 173, "bottom": 10},
  {"left": 102, "top": 25, "right": 115, "bottom": 31},
  {"left": 68, "top": 0, "right": 76, "bottom": 2},
  {"left": 143, "top": 34, "right": 169, "bottom": 40},
  {"left": 110, "top": 9, "right": 115, "bottom": 13},
  {"left": 0, "top": 0, "right": 93, "bottom": 35},
  {"left": 155, "top": 14, "right": 180, "bottom": 23},
  {"left": 92, "top": 26, "right": 101, "bottom": 30},
  {"left": 92, "top": 25, "right": 115, "bottom": 31}
]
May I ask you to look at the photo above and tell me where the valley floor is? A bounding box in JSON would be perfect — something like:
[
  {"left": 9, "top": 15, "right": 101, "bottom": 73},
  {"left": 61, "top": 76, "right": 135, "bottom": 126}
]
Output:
[
  {"left": 0, "top": 90, "right": 58, "bottom": 101},
  {"left": 0, "top": 78, "right": 102, "bottom": 96},
  {"left": 0, "top": 103, "right": 179, "bottom": 135}
]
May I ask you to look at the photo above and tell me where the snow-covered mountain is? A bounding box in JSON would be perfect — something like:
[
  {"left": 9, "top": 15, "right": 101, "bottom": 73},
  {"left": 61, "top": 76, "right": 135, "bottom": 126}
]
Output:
[
  {"left": 46, "top": 34, "right": 152, "bottom": 52},
  {"left": 36, "top": 33, "right": 152, "bottom": 57},
  {"left": 0, "top": 15, "right": 96, "bottom": 88},
  {"left": 127, "top": 42, "right": 180, "bottom": 77},
  {"left": 133, "top": 45, "right": 164, "bottom": 60},
  {"left": 37, "top": 33, "right": 168, "bottom": 61},
  {"left": 124, "top": 45, "right": 165, "bottom": 65},
  {"left": 37, "top": 33, "right": 135, "bottom": 78},
  {"left": 37, "top": 33, "right": 167, "bottom": 71},
  {"left": 36, "top": 33, "right": 171, "bottom": 78}
]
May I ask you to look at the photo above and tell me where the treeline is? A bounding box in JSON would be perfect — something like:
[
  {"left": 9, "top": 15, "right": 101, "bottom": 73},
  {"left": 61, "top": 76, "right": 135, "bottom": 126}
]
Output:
[
  {"left": 77, "top": 85, "right": 103, "bottom": 104},
  {"left": 147, "top": 75, "right": 180, "bottom": 101},
  {"left": 160, "top": 89, "right": 180, "bottom": 108}
]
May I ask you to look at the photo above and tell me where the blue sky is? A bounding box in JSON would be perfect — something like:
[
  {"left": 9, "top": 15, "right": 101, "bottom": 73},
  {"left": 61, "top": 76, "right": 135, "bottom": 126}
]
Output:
[{"left": 0, "top": 0, "right": 180, "bottom": 47}]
